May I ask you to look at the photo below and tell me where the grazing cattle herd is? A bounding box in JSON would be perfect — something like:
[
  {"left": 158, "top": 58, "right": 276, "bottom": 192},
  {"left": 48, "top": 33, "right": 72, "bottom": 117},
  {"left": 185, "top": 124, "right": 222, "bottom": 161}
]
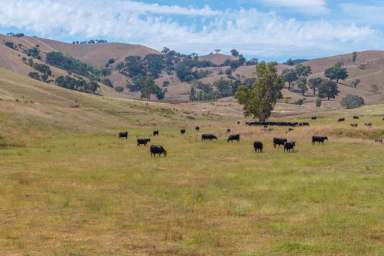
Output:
[{"left": 117, "top": 115, "right": 383, "bottom": 157}]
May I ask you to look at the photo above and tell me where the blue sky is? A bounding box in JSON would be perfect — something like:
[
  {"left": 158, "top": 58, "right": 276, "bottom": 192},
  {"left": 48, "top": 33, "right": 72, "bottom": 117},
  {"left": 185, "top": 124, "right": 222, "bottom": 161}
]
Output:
[{"left": 1, "top": 0, "right": 384, "bottom": 61}]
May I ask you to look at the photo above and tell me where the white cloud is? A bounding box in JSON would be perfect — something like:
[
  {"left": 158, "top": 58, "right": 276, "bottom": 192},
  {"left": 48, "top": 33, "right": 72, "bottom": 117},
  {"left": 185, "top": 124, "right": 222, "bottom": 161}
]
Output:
[
  {"left": 0, "top": 0, "right": 380, "bottom": 59},
  {"left": 341, "top": 3, "right": 384, "bottom": 25},
  {"left": 260, "top": 0, "right": 328, "bottom": 14}
]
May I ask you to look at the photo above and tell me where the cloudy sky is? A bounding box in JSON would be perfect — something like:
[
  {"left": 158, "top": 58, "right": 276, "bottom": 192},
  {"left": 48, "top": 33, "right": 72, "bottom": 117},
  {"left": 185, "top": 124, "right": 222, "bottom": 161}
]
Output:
[{"left": 0, "top": 0, "right": 383, "bottom": 61}]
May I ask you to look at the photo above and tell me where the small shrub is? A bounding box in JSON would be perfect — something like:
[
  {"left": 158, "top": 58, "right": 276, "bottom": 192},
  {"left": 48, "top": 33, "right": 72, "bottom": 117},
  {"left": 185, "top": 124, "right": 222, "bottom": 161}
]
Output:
[
  {"left": 5, "top": 41, "right": 16, "bottom": 49},
  {"left": 114, "top": 86, "right": 124, "bottom": 93},
  {"left": 293, "top": 98, "right": 305, "bottom": 105},
  {"left": 28, "top": 72, "right": 41, "bottom": 81},
  {"left": 341, "top": 95, "right": 365, "bottom": 109}
]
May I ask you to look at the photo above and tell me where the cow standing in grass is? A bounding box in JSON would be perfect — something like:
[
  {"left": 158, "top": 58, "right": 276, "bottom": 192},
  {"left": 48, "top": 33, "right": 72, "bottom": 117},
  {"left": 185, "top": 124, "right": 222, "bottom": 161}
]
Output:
[
  {"left": 227, "top": 134, "right": 240, "bottom": 143},
  {"left": 253, "top": 142, "right": 263, "bottom": 153},
  {"left": 312, "top": 136, "right": 328, "bottom": 144},
  {"left": 137, "top": 138, "right": 151, "bottom": 146},
  {"left": 180, "top": 129, "right": 186, "bottom": 134},
  {"left": 118, "top": 131, "right": 128, "bottom": 140},
  {"left": 153, "top": 130, "right": 159, "bottom": 136},
  {"left": 273, "top": 138, "right": 287, "bottom": 148},
  {"left": 284, "top": 142, "right": 296, "bottom": 152},
  {"left": 202, "top": 134, "right": 218, "bottom": 141},
  {"left": 150, "top": 145, "right": 167, "bottom": 157}
]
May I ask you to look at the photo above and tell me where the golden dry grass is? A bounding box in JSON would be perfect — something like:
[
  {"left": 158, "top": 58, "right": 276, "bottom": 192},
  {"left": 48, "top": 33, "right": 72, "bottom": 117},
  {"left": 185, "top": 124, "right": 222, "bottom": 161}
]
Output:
[{"left": 0, "top": 69, "right": 384, "bottom": 255}]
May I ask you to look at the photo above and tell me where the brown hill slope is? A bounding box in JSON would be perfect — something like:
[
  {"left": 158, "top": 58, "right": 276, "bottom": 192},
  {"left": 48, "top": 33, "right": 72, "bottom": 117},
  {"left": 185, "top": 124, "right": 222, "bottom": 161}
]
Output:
[
  {"left": 0, "top": 34, "right": 160, "bottom": 69},
  {"left": 37, "top": 37, "right": 160, "bottom": 68},
  {"left": 199, "top": 53, "right": 237, "bottom": 66}
]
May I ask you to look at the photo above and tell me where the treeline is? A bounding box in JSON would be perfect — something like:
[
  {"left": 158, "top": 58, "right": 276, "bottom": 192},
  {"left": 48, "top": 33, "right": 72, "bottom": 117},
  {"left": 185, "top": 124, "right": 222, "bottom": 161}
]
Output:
[
  {"left": 55, "top": 76, "right": 100, "bottom": 94},
  {"left": 46, "top": 52, "right": 101, "bottom": 80},
  {"left": 190, "top": 78, "right": 242, "bottom": 101},
  {"left": 24, "top": 58, "right": 53, "bottom": 82},
  {"left": 72, "top": 40, "right": 108, "bottom": 45},
  {"left": 126, "top": 76, "right": 166, "bottom": 100},
  {"left": 115, "top": 47, "right": 251, "bottom": 83},
  {"left": 282, "top": 63, "right": 348, "bottom": 100}
]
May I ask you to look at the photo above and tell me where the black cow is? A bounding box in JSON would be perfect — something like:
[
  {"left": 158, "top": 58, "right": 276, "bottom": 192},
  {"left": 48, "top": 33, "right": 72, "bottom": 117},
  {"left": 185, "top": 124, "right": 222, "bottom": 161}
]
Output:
[
  {"left": 312, "top": 136, "right": 328, "bottom": 144},
  {"left": 351, "top": 123, "right": 358, "bottom": 128},
  {"left": 195, "top": 126, "right": 200, "bottom": 131},
  {"left": 375, "top": 138, "right": 383, "bottom": 144},
  {"left": 227, "top": 134, "right": 240, "bottom": 143},
  {"left": 153, "top": 130, "right": 159, "bottom": 136},
  {"left": 365, "top": 123, "right": 372, "bottom": 127},
  {"left": 137, "top": 138, "right": 151, "bottom": 146},
  {"left": 338, "top": 118, "right": 345, "bottom": 122},
  {"left": 253, "top": 141, "right": 263, "bottom": 153},
  {"left": 353, "top": 116, "right": 360, "bottom": 120},
  {"left": 237, "top": 121, "right": 241, "bottom": 125},
  {"left": 180, "top": 129, "right": 186, "bottom": 134},
  {"left": 311, "top": 116, "right": 317, "bottom": 120},
  {"left": 118, "top": 131, "right": 128, "bottom": 139},
  {"left": 150, "top": 145, "right": 167, "bottom": 157},
  {"left": 284, "top": 141, "right": 296, "bottom": 152},
  {"left": 273, "top": 138, "right": 287, "bottom": 148},
  {"left": 226, "top": 129, "right": 231, "bottom": 133},
  {"left": 202, "top": 134, "right": 218, "bottom": 141}
]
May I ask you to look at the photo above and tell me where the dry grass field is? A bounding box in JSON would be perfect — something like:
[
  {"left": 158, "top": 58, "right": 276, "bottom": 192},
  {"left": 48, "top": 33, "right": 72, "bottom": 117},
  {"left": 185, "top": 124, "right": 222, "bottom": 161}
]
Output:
[{"left": 0, "top": 68, "right": 384, "bottom": 255}]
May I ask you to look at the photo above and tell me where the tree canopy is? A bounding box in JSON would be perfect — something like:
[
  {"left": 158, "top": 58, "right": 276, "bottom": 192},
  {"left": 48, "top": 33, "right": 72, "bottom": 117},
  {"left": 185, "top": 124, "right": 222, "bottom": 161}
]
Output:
[
  {"left": 318, "top": 79, "right": 339, "bottom": 100},
  {"left": 235, "top": 62, "right": 283, "bottom": 121},
  {"left": 325, "top": 64, "right": 348, "bottom": 83}
]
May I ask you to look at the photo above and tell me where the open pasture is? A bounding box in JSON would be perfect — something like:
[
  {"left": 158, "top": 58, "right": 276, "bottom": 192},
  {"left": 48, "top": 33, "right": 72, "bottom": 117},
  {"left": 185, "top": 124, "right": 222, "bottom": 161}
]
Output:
[{"left": 0, "top": 108, "right": 384, "bottom": 256}]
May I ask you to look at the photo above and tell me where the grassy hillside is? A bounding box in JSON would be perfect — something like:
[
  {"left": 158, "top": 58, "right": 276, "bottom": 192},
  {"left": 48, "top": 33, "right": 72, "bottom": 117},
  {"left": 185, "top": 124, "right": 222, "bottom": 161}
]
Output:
[
  {"left": 0, "top": 68, "right": 384, "bottom": 255},
  {"left": 1, "top": 34, "right": 384, "bottom": 107}
]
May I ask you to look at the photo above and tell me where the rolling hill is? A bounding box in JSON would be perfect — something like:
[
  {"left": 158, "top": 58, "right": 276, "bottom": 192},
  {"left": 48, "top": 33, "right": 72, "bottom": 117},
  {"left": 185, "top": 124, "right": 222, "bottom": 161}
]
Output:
[{"left": 1, "top": 33, "right": 384, "bottom": 108}]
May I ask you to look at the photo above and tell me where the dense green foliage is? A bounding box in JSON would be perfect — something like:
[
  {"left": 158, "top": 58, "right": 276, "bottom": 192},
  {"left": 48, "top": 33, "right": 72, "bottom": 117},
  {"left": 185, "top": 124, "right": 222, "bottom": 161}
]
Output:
[
  {"left": 46, "top": 52, "right": 101, "bottom": 79},
  {"left": 282, "top": 69, "right": 298, "bottom": 88},
  {"left": 55, "top": 76, "right": 100, "bottom": 94},
  {"left": 190, "top": 79, "right": 241, "bottom": 101},
  {"left": 25, "top": 47, "right": 41, "bottom": 59},
  {"left": 284, "top": 58, "right": 308, "bottom": 65},
  {"left": 282, "top": 64, "right": 311, "bottom": 90},
  {"left": 28, "top": 72, "right": 41, "bottom": 81},
  {"left": 318, "top": 79, "right": 339, "bottom": 100},
  {"left": 308, "top": 77, "right": 323, "bottom": 96},
  {"left": 236, "top": 62, "right": 283, "bottom": 121},
  {"left": 341, "top": 95, "right": 365, "bottom": 109},
  {"left": 4, "top": 41, "right": 16, "bottom": 49},
  {"left": 325, "top": 63, "right": 348, "bottom": 83},
  {"left": 128, "top": 76, "right": 165, "bottom": 100}
]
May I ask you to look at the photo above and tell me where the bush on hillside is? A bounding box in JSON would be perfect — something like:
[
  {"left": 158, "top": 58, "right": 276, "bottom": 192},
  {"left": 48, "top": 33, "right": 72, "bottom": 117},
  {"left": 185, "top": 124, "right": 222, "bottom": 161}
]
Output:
[
  {"left": 55, "top": 76, "right": 100, "bottom": 94},
  {"left": 341, "top": 95, "right": 365, "bottom": 109},
  {"left": 46, "top": 52, "right": 101, "bottom": 79},
  {"left": 28, "top": 72, "right": 41, "bottom": 81}
]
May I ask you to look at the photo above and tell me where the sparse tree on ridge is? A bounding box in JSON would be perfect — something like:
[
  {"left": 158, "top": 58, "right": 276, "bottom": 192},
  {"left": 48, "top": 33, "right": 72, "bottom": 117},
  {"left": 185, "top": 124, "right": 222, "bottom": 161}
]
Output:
[
  {"left": 235, "top": 62, "right": 283, "bottom": 122},
  {"left": 282, "top": 68, "right": 298, "bottom": 89},
  {"left": 230, "top": 49, "right": 240, "bottom": 57},
  {"left": 308, "top": 77, "right": 323, "bottom": 96},
  {"left": 295, "top": 64, "right": 312, "bottom": 78},
  {"left": 318, "top": 79, "right": 339, "bottom": 100},
  {"left": 325, "top": 63, "right": 348, "bottom": 83},
  {"left": 296, "top": 77, "right": 308, "bottom": 96}
]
